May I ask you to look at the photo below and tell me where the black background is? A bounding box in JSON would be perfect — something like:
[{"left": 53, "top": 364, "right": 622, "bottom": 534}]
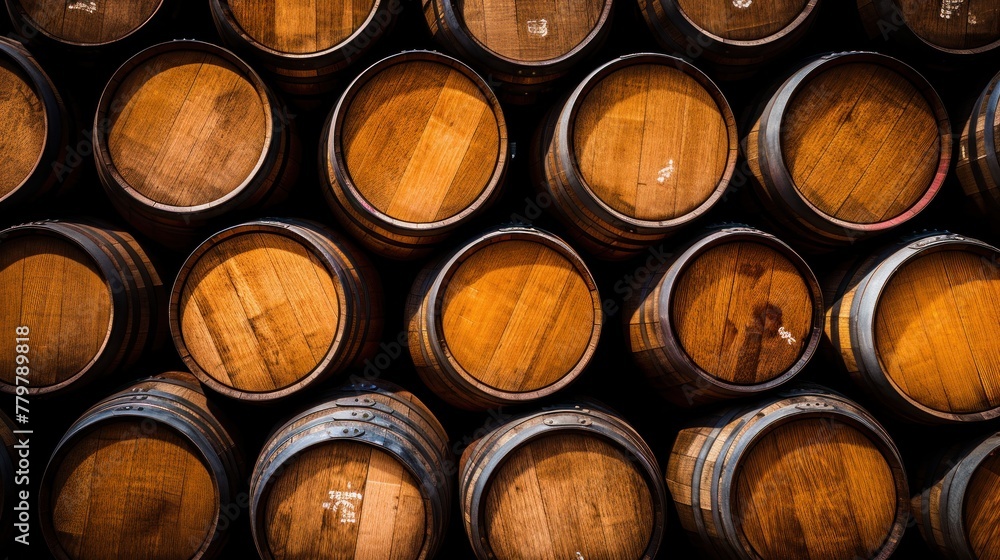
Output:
[{"left": 1, "top": 0, "right": 999, "bottom": 558}]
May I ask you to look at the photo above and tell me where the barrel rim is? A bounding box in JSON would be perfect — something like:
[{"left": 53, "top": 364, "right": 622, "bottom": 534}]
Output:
[
  {"left": 325, "top": 49, "right": 508, "bottom": 234},
  {"left": 662, "top": 0, "right": 821, "bottom": 48},
  {"left": 424, "top": 226, "right": 602, "bottom": 403},
  {"left": 93, "top": 39, "right": 279, "bottom": 218},
  {"left": 863, "top": 0, "right": 1000, "bottom": 56},
  {"left": 5, "top": 0, "right": 166, "bottom": 47},
  {"left": 557, "top": 52, "right": 738, "bottom": 231},
  {"left": 656, "top": 226, "right": 823, "bottom": 391},
  {"left": 170, "top": 219, "right": 352, "bottom": 401},
  {"left": 758, "top": 51, "right": 951, "bottom": 234}
]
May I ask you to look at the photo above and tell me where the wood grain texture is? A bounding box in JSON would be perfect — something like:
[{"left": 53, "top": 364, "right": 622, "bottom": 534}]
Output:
[
  {"left": 675, "top": 0, "right": 811, "bottom": 40},
  {"left": 14, "top": 0, "right": 161, "bottom": 45},
  {"left": 894, "top": 0, "right": 1000, "bottom": 49},
  {"left": 956, "top": 68, "right": 1000, "bottom": 218},
  {"left": 484, "top": 432, "right": 654, "bottom": 560},
  {"left": 0, "top": 57, "right": 45, "bottom": 199},
  {"left": 459, "top": 0, "right": 604, "bottom": 61},
  {"left": 966, "top": 450, "right": 1000, "bottom": 559},
  {"left": 874, "top": 249, "right": 1000, "bottom": 414},
  {"left": 734, "top": 418, "right": 897, "bottom": 560},
  {"left": 225, "top": 0, "right": 376, "bottom": 53},
  {"left": 572, "top": 62, "right": 730, "bottom": 221},
  {"left": 781, "top": 62, "right": 940, "bottom": 224}
]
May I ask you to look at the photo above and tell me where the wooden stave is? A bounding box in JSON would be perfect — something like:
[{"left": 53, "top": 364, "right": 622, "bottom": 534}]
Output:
[
  {"left": 38, "top": 372, "right": 242, "bottom": 560},
  {"left": 422, "top": 0, "right": 614, "bottom": 100},
  {"left": 406, "top": 226, "right": 602, "bottom": 410},
  {"left": 458, "top": 402, "right": 668, "bottom": 560},
  {"left": 825, "top": 231, "right": 1000, "bottom": 424},
  {"left": 0, "top": 220, "right": 164, "bottom": 396},
  {"left": 250, "top": 381, "right": 452, "bottom": 560},
  {"left": 530, "top": 52, "right": 738, "bottom": 260},
  {"left": 320, "top": 50, "right": 509, "bottom": 260},
  {"left": 858, "top": 0, "right": 1000, "bottom": 57},
  {"left": 626, "top": 226, "right": 824, "bottom": 407},
  {"left": 169, "top": 218, "right": 383, "bottom": 402},
  {"left": 4, "top": 0, "right": 169, "bottom": 50},
  {"left": 913, "top": 432, "right": 1000, "bottom": 560},
  {"left": 0, "top": 37, "right": 78, "bottom": 211},
  {"left": 665, "top": 384, "right": 910, "bottom": 560},
  {"left": 637, "top": 0, "right": 821, "bottom": 76},
  {"left": 744, "top": 51, "right": 952, "bottom": 250},
  {"left": 957, "top": 70, "right": 1000, "bottom": 219},
  {"left": 93, "top": 40, "right": 300, "bottom": 247}
]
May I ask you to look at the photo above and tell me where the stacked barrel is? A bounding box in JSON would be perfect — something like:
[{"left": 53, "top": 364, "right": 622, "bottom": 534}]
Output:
[{"left": 0, "top": 0, "right": 996, "bottom": 558}]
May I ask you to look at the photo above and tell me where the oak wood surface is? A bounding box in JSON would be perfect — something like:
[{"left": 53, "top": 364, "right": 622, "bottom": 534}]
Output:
[
  {"left": 956, "top": 68, "right": 1000, "bottom": 217},
  {"left": 225, "top": 0, "right": 377, "bottom": 54},
  {"left": 674, "top": 0, "right": 811, "bottom": 40},
  {"left": 966, "top": 450, "right": 1000, "bottom": 559},
  {"left": 893, "top": 0, "right": 1000, "bottom": 50},
  {"left": 0, "top": 57, "right": 46, "bottom": 200},
  {"left": 458, "top": 0, "right": 605, "bottom": 62},
  {"left": 13, "top": 0, "right": 161, "bottom": 45}
]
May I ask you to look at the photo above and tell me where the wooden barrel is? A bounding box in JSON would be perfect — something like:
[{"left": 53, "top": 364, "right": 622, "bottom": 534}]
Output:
[
  {"left": 423, "top": 0, "right": 614, "bottom": 101},
  {"left": 745, "top": 52, "right": 951, "bottom": 250},
  {"left": 532, "top": 53, "right": 737, "bottom": 260},
  {"left": 39, "top": 371, "right": 242, "bottom": 560},
  {"left": 627, "top": 226, "right": 823, "bottom": 407},
  {"left": 251, "top": 380, "right": 451, "bottom": 560},
  {"left": 0, "top": 37, "right": 78, "bottom": 211},
  {"left": 321, "top": 51, "right": 508, "bottom": 260},
  {"left": 860, "top": 0, "right": 1000, "bottom": 57},
  {"left": 171, "top": 218, "right": 383, "bottom": 402},
  {"left": 0, "top": 410, "right": 15, "bottom": 545},
  {"left": 459, "top": 402, "right": 668, "bottom": 559},
  {"left": 826, "top": 232, "right": 1000, "bottom": 424},
  {"left": 667, "top": 385, "right": 909, "bottom": 560},
  {"left": 957, "top": 69, "right": 1000, "bottom": 219},
  {"left": 6, "top": 0, "right": 168, "bottom": 50},
  {"left": 0, "top": 220, "right": 165, "bottom": 396},
  {"left": 638, "top": 0, "right": 820, "bottom": 76},
  {"left": 94, "top": 40, "right": 300, "bottom": 248},
  {"left": 209, "top": 0, "right": 398, "bottom": 101},
  {"left": 407, "top": 226, "right": 601, "bottom": 410},
  {"left": 913, "top": 431, "right": 1000, "bottom": 560}
]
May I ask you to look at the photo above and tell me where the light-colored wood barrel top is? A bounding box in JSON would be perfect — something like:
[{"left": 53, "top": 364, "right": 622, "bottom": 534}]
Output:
[
  {"left": 734, "top": 418, "right": 897, "bottom": 560},
  {"left": 671, "top": 241, "right": 813, "bottom": 384},
  {"left": 572, "top": 62, "right": 730, "bottom": 222},
  {"left": 458, "top": 0, "right": 607, "bottom": 62},
  {"left": 780, "top": 62, "right": 940, "bottom": 224},
  {"left": 340, "top": 58, "right": 501, "bottom": 224},
  {"left": 263, "top": 441, "right": 425, "bottom": 560},
  {"left": 484, "top": 432, "right": 654, "bottom": 560},
  {"left": 17, "top": 0, "right": 161, "bottom": 45},
  {"left": 874, "top": 249, "right": 1000, "bottom": 414},
  {"left": 894, "top": 0, "right": 1000, "bottom": 50},
  {"left": 674, "top": 0, "right": 811, "bottom": 40},
  {"left": 966, "top": 451, "right": 1000, "bottom": 559},
  {"left": 0, "top": 235, "right": 112, "bottom": 387},
  {"left": 441, "top": 239, "right": 596, "bottom": 392},
  {"left": 225, "top": 0, "right": 377, "bottom": 54},
  {"left": 177, "top": 232, "right": 343, "bottom": 394},
  {"left": 48, "top": 420, "right": 217, "bottom": 559},
  {"left": 0, "top": 58, "right": 46, "bottom": 200},
  {"left": 105, "top": 49, "right": 268, "bottom": 208}
]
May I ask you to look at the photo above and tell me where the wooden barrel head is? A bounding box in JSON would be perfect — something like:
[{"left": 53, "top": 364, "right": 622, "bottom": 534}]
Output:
[
  {"left": 0, "top": 234, "right": 112, "bottom": 388},
  {"left": 893, "top": 0, "right": 1000, "bottom": 50},
  {"left": 104, "top": 48, "right": 269, "bottom": 208},
  {"left": 262, "top": 441, "right": 426, "bottom": 559},
  {"left": 459, "top": 0, "right": 607, "bottom": 62},
  {"left": 177, "top": 231, "right": 343, "bottom": 394},
  {"left": 224, "top": 0, "right": 378, "bottom": 54},
  {"left": 47, "top": 419, "right": 217, "bottom": 559},
  {"left": 572, "top": 62, "right": 731, "bottom": 222},
  {"left": 671, "top": 240, "right": 814, "bottom": 384},
  {"left": 674, "top": 0, "right": 812, "bottom": 40},
  {"left": 339, "top": 57, "right": 502, "bottom": 225},
  {"left": 965, "top": 450, "right": 1000, "bottom": 559},
  {"left": 733, "top": 418, "right": 898, "bottom": 560},
  {"left": 780, "top": 61, "right": 941, "bottom": 224},
  {"left": 874, "top": 248, "right": 1000, "bottom": 414},
  {"left": 0, "top": 57, "right": 46, "bottom": 201},
  {"left": 483, "top": 431, "right": 654, "bottom": 559},
  {"left": 441, "top": 238, "right": 598, "bottom": 393},
  {"left": 15, "top": 0, "right": 161, "bottom": 45}
]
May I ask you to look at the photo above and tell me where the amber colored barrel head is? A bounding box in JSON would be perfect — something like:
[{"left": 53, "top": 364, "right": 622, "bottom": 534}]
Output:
[
  {"left": 966, "top": 451, "right": 1000, "bottom": 559},
  {"left": 223, "top": 0, "right": 378, "bottom": 54},
  {"left": 460, "top": 0, "right": 608, "bottom": 62},
  {"left": 12, "top": 0, "right": 162, "bottom": 45},
  {"left": 0, "top": 57, "right": 46, "bottom": 202},
  {"left": 675, "top": 0, "right": 812, "bottom": 40},
  {"left": 874, "top": 248, "right": 1000, "bottom": 415},
  {"left": 893, "top": 0, "right": 1000, "bottom": 50}
]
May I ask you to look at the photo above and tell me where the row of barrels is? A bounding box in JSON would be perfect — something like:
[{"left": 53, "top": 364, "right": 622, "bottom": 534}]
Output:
[
  {"left": 7, "top": 373, "right": 1000, "bottom": 559},
  {"left": 2, "top": 218, "right": 998, "bottom": 426}
]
